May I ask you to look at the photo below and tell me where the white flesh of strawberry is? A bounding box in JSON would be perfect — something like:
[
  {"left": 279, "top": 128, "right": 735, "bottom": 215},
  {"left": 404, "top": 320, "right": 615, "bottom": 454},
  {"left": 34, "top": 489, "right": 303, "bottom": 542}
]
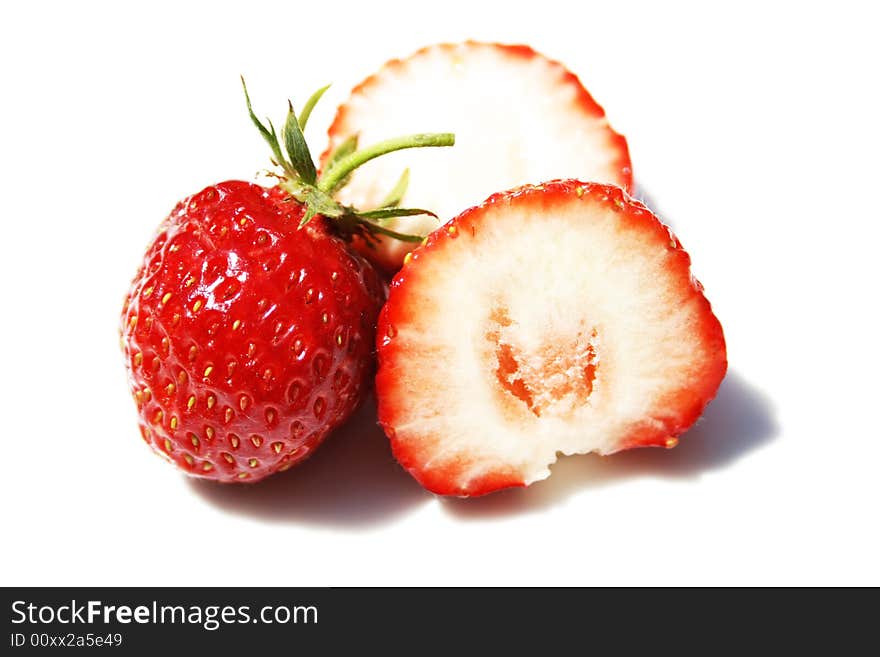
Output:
[
  {"left": 330, "top": 44, "right": 628, "bottom": 257},
  {"left": 389, "top": 197, "right": 714, "bottom": 488}
]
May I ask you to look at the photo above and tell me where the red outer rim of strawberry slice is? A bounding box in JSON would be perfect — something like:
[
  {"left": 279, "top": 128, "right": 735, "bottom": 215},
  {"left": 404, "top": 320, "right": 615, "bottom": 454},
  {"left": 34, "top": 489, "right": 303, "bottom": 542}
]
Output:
[
  {"left": 323, "top": 41, "right": 634, "bottom": 194},
  {"left": 375, "top": 179, "right": 727, "bottom": 497}
]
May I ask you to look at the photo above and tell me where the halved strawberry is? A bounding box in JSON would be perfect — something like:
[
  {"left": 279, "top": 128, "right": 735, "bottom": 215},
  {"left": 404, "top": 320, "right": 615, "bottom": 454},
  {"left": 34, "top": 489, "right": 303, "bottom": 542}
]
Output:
[
  {"left": 325, "top": 41, "right": 632, "bottom": 272},
  {"left": 375, "top": 180, "right": 726, "bottom": 497}
]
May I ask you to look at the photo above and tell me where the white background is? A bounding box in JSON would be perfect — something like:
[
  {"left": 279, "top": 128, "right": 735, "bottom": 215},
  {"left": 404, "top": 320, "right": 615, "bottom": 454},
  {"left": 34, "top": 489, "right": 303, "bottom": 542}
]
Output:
[{"left": 1, "top": 1, "right": 878, "bottom": 586}]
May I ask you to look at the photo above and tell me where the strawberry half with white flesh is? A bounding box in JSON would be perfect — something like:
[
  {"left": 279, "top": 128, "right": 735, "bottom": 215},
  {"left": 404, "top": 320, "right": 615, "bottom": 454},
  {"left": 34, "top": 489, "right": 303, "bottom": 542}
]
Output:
[
  {"left": 325, "top": 42, "right": 632, "bottom": 272},
  {"left": 375, "top": 181, "right": 726, "bottom": 497}
]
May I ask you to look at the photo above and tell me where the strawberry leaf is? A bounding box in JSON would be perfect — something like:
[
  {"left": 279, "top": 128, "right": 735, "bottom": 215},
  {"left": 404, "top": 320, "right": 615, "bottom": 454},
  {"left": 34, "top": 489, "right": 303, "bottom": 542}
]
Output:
[
  {"left": 379, "top": 168, "right": 410, "bottom": 208},
  {"left": 242, "top": 77, "right": 292, "bottom": 176},
  {"left": 359, "top": 222, "right": 425, "bottom": 243},
  {"left": 300, "top": 204, "right": 319, "bottom": 227},
  {"left": 298, "top": 84, "right": 331, "bottom": 130},
  {"left": 325, "top": 134, "right": 358, "bottom": 169},
  {"left": 356, "top": 207, "right": 437, "bottom": 223},
  {"left": 302, "top": 188, "right": 345, "bottom": 220},
  {"left": 282, "top": 101, "right": 317, "bottom": 185}
]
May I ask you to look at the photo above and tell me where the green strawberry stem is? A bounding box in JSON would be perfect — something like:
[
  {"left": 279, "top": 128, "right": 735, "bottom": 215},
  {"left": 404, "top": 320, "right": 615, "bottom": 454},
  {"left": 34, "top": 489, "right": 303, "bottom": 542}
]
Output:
[
  {"left": 318, "top": 133, "right": 454, "bottom": 194},
  {"left": 241, "top": 77, "right": 454, "bottom": 243}
]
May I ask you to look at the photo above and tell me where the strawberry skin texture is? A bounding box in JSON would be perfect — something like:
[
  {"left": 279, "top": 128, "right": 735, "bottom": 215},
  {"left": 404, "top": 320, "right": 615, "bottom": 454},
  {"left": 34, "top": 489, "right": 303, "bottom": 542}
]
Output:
[
  {"left": 121, "top": 181, "right": 384, "bottom": 482},
  {"left": 376, "top": 180, "right": 727, "bottom": 497}
]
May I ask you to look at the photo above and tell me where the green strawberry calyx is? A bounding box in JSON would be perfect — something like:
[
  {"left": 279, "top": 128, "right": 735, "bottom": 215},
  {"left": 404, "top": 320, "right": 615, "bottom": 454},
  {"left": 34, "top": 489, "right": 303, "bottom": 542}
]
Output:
[{"left": 242, "top": 77, "right": 454, "bottom": 244}]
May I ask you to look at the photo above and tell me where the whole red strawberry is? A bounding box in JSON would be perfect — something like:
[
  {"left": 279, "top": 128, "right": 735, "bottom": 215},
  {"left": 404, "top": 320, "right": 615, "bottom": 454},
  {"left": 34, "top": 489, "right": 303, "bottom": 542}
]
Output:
[{"left": 121, "top": 81, "right": 453, "bottom": 482}]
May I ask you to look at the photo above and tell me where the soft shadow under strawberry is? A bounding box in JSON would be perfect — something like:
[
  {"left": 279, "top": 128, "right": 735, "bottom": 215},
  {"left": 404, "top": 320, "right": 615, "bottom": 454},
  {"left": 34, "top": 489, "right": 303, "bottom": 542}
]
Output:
[
  {"left": 442, "top": 369, "right": 779, "bottom": 520},
  {"left": 187, "top": 396, "right": 428, "bottom": 528}
]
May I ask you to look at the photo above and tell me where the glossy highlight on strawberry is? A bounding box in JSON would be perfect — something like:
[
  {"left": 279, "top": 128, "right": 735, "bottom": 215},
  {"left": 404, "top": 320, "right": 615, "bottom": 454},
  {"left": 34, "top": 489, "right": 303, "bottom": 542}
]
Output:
[
  {"left": 120, "top": 78, "right": 454, "bottom": 483},
  {"left": 121, "top": 181, "right": 384, "bottom": 482}
]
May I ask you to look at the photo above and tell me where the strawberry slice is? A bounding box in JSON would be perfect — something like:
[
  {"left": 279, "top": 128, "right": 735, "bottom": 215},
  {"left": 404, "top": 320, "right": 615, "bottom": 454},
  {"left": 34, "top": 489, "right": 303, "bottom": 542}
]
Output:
[
  {"left": 375, "top": 180, "right": 726, "bottom": 497},
  {"left": 325, "top": 41, "right": 632, "bottom": 272}
]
